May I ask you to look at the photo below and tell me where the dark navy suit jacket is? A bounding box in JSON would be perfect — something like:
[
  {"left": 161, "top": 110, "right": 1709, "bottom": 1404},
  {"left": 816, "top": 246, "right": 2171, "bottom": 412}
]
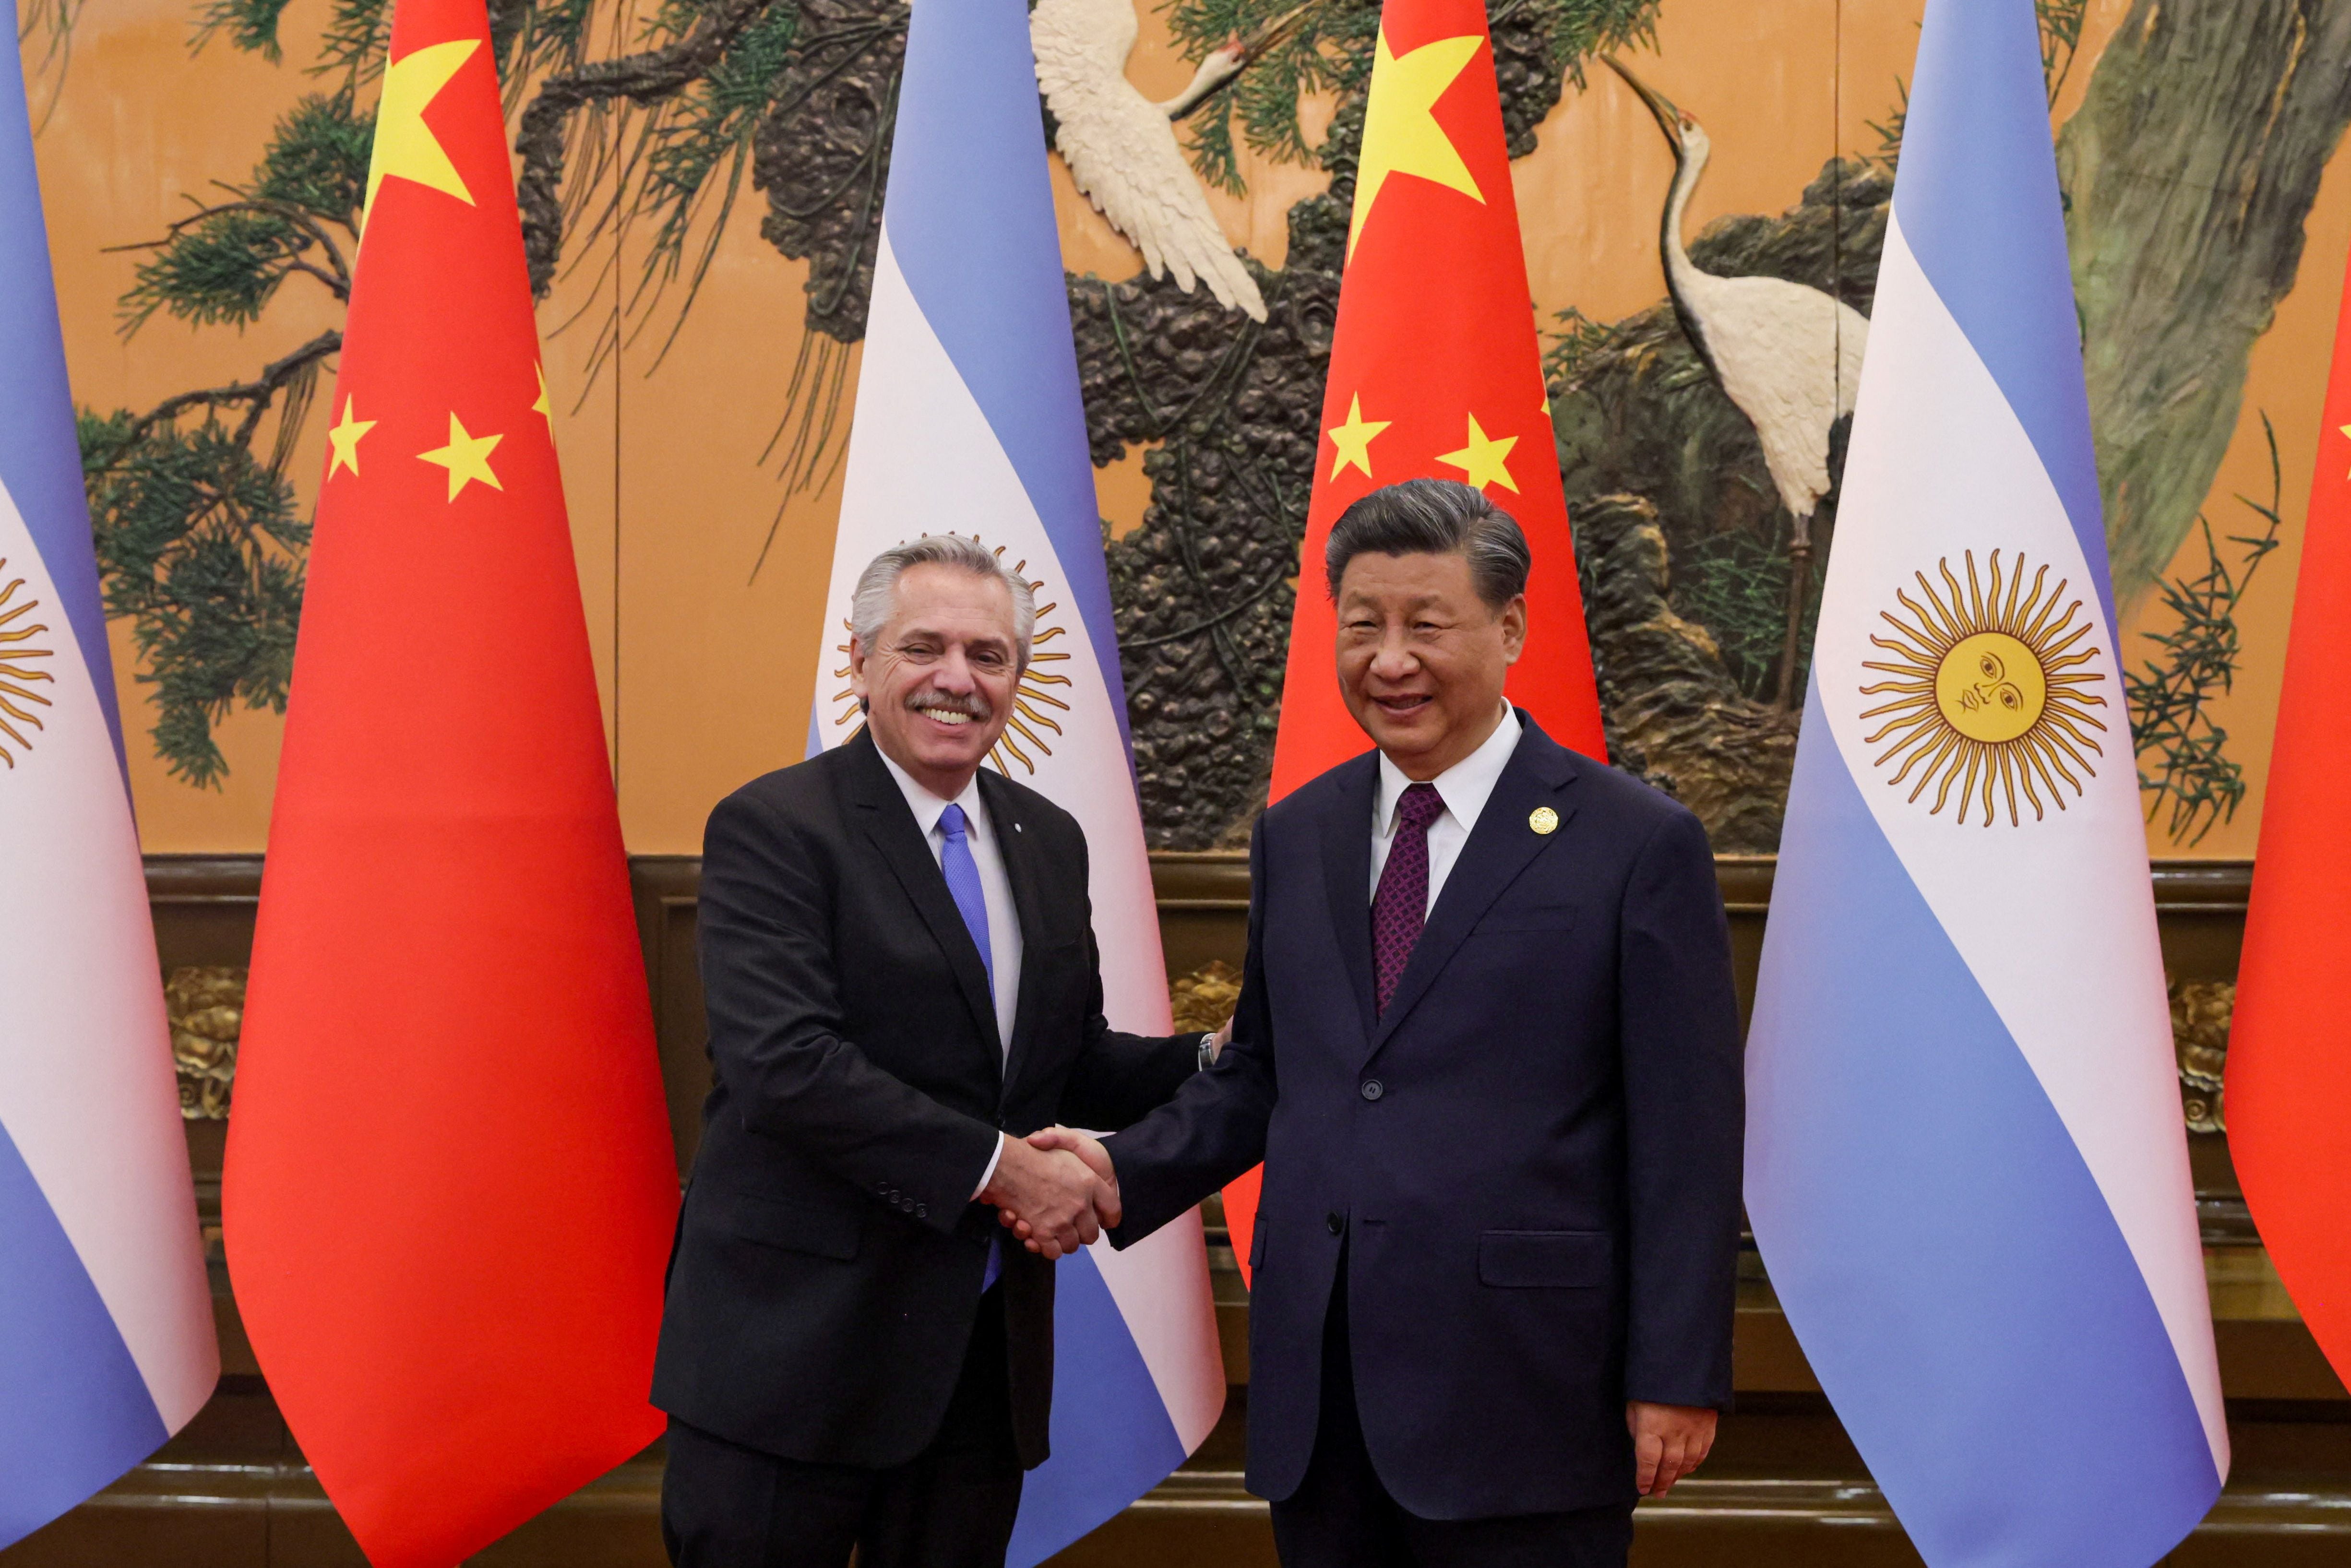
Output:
[{"left": 1106, "top": 714, "right": 1743, "bottom": 1519}]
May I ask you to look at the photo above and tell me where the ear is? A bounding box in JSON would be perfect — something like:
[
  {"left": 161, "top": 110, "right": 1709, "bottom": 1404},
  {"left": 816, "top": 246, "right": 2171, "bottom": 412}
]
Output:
[
  {"left": 1498, "top": 594, "right": 1529, "bottom": 664},
  {"left": 848, "top": 634, "right": 873, "bottom": 710}
]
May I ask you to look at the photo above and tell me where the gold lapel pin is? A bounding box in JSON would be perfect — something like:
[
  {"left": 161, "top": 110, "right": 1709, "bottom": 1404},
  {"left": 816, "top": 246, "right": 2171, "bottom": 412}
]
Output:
[{"left": 1529, "top": 806, "right": 1559, "bottom": 835}]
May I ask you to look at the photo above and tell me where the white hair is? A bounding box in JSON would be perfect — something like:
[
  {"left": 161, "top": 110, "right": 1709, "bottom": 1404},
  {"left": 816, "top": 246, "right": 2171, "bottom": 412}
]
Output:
[{"left": 849, "top": 534, "right": 1036, "bottom": 668}]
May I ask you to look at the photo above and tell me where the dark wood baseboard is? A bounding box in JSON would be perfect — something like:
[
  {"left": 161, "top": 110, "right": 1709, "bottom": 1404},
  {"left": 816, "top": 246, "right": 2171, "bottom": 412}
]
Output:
[{"left": 13, "top": 1386, "right": 2350, "bottom": 1568}]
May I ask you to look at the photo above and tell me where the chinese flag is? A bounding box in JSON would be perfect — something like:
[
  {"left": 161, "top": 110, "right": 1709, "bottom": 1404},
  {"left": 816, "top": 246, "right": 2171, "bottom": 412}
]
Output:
[
  {"left": 220, "top": 0, "right": 680, "bottom": 1560},
  {"left": 2227, "top": 246, "right": 2351, "bottom": 1388},
  {"left": 1229, "top": 0, "right": 1607, "bottom": 1278}
]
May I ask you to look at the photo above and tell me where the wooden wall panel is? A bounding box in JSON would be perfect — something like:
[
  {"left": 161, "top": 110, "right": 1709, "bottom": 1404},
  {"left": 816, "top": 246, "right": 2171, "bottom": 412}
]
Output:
[
  {"left": 26, "top": 851, "right": 2332, "bottom": 1568},
  {"left": 149, "top": 852, "right": 2332, "bottom": 1402}
]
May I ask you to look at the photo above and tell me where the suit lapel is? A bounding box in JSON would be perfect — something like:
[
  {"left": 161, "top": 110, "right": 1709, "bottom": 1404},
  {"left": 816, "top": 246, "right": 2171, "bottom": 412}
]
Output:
[
  {"left": 980, "top": 769, "right": 1048, "bottom": 1105},
  {"left": 845, "top": 735, "right": 1004, "bottom": 1068},
  {"left": 1365, "top": 719, "right": 1579, "bottom": 1060},
  {"left": 1320, "top": 753, "right": 1380, "bottom": 1047}
]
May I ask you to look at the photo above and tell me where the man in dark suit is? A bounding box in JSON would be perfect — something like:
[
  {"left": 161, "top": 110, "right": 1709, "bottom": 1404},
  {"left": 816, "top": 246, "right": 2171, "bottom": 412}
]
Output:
[
  {"left": 1021, "top": 479, "right": 1744, "bottom": 1566},
  {"left": 654, "top": 534, "right": 1211, "bottom": 1568}
]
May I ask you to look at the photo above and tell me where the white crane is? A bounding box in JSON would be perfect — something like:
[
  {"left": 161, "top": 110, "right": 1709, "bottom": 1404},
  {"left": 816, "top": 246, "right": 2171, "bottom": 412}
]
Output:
[
  {"left": 1605, "top": 56, "right": 1870, "bottom": 709},
  {"left": 1032, "top": 0, "right": 1302, "bottom": 323}
]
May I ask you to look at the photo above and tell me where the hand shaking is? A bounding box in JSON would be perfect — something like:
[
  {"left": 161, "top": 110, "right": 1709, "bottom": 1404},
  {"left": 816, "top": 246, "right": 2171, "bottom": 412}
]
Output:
[
  {"left": 987, "top": 1127, "right": 1120, "bottom": 1256},
  {"left": 979, "top": 1129, "right": 1120, "bottom": 1259}
]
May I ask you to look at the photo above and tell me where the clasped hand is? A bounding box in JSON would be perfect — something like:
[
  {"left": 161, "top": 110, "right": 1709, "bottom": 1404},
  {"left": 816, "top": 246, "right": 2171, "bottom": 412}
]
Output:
[{"left": 979, "top": 1128, "right": 1118, "bottom": 1259}]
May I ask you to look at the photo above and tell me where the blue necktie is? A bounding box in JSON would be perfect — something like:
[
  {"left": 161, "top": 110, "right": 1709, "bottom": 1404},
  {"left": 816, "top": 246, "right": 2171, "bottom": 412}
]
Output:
[
  {"left": 939, "top": 804, "right": 1002, "bottom": 1290},
  {"left": 938, "top": 804, "right": 995, "bottom": 998}
]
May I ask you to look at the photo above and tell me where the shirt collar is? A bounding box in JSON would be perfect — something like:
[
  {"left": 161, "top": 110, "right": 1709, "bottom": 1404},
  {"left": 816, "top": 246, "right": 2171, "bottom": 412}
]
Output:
[
  {"left": 875, "top": 746, "right": 989, "bottom": 840},
  {"left": 1375, "top": 703, "right": 1523, "bottom": 840}
]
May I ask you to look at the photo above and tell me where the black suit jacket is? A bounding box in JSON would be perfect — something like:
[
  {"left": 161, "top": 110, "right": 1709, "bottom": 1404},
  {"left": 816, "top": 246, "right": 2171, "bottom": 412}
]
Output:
[
  {"left": 1107, "top": 714, "right": 1743, "bottom": 1518},
  {"left": 652, "top": 731, "right": 1198, "bottom": 1470}
]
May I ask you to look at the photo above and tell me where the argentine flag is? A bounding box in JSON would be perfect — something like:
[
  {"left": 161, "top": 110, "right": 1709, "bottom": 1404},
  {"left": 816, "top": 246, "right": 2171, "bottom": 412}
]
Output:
[
  {"left": 804, "top": 0, "right": 1225, "bottom": 1557},
  {"left": 0, "top": 36, "right": 219, "bottom": 1550},
  {"left": 1745, "top": 1, "right": 2226, "bottom": 1563}
]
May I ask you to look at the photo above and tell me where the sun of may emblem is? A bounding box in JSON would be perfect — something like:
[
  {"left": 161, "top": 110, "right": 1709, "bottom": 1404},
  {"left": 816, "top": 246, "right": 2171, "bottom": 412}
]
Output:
[
  {"left": 1859, "top": 550, "right": 2109, "bottom": 827},
  {"left": 832, "top": 538, "right": 1076, "bottom": 774},
  {"left": 0, "top": 562, "right": 56, "bottom": 767}
]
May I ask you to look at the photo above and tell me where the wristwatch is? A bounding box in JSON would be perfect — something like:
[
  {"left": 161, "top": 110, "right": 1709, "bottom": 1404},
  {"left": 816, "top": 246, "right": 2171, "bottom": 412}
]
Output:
[{"left": 1197, "top": 1032, "right": 1219, "bottom": 1071}]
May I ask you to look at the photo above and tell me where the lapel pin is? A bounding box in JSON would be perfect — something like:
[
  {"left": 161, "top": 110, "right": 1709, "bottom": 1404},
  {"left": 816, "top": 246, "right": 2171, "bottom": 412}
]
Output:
[{"left": 1528, "top": 806, "right": 1559, "bottom": 835}]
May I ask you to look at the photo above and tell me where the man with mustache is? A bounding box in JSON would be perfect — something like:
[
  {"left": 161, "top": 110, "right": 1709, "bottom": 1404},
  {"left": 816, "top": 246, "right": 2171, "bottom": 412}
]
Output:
[
  {"left": 653, "top": 535, "right": 1214, "bottom": 1568},
  {"left": 1014, "top": 480, "right": 1744, "bottom": 1567}
]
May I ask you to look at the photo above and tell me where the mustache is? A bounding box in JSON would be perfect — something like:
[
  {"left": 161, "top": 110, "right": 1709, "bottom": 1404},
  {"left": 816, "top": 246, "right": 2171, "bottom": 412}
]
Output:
[{"left": 907, "top": 689, "right": 992, "bottom": 720}]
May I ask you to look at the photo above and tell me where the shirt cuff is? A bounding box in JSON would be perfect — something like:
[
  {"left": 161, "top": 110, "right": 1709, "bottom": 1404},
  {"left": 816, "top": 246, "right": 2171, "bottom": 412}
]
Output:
[{"left": 971, "top": 1132, "right": 1007, "bottom": 1201}]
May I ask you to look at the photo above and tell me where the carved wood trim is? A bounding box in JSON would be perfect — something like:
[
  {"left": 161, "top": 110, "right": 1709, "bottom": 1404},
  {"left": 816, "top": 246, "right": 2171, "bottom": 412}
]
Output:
[{"left": 138, "top": 853, "right": 2259, "bottom": 930}]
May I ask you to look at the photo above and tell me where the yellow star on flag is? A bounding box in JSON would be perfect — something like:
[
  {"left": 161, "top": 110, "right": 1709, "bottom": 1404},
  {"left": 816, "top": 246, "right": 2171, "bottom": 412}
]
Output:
[
  {"left": 325, "top": 397, "right": 376, "bottom": 480},
  {"left": 1325, "top": 393, "right": 1392, "bottom": 480},
  {"left": 533, "top": 363, "right": 552, "bottom": 427},
  {"left": 1436, "top": 412, "right": 1519, "bottom": 494},
  {"left": 364, "top": 38, "right": 481, "bottom": 227},
  {"left": 418, "top": 412, "right": 504, "bottom": 501},
  {"left": 1347, "top": 27, "right": 1486, "bottom": 255},
  {"left": 2340, "top": 422, "right": 2351, "bottom": 477}
]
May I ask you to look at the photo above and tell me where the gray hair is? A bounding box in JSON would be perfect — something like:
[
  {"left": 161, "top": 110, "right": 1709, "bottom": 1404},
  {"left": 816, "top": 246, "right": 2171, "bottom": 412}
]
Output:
[
  {"left": 849, "top": 534, "right": 1036, "bottom": 668},
  {"left": 1324, "top": 478, "right": 1532, "bottom": 610}
]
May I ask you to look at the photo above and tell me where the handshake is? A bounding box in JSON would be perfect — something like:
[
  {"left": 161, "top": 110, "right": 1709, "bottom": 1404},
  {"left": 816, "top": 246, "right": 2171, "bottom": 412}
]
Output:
[{"left": 978, "top": 1126, "right": 1119, "bottom": 1260}]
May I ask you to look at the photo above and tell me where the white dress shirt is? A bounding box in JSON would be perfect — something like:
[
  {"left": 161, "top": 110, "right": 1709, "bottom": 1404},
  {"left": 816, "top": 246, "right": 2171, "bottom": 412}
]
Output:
[
  {"left": 1369, "top": 704, "right": 1524, "bottom": 914},
  {"left": 878, "top": 751, "right": 1024, "bottom": 1046},
  {"left": 875, "top": 751, "right": 1023, "bottom": 1198}
]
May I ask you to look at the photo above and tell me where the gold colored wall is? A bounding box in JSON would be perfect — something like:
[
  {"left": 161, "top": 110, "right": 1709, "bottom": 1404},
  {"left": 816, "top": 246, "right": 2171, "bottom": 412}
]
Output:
[{"left": 36, "top": 0, "right": 2348, "bottom": 857}]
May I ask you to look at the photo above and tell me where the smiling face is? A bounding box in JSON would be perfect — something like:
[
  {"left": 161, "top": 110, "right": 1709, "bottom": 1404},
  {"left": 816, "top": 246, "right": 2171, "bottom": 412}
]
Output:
[
  {"left": 1335, "top": 549, "right": 1525, "bottom": 780},
  {"left": 849, "top": 561, "right": 1022, "bottom": 799}
]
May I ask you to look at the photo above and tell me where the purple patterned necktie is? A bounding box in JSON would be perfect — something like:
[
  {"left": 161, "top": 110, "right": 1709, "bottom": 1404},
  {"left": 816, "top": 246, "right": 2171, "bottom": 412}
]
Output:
[{"left": 1373, "top": 783, "right": 1446, "bottom": 1014}]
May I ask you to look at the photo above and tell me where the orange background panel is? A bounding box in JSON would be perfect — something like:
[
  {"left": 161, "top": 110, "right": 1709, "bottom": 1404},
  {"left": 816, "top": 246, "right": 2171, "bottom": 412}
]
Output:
[{"left": 25, "top": 0, "right": 2348, "bottom": 858}]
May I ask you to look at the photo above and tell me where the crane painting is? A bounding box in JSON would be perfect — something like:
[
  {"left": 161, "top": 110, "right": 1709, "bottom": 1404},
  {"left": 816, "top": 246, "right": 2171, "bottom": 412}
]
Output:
[
  {"left": 1605, "top": 56, "right": 1870, "bottom": 709},
  {"left": 1032, "top": 0, "right": 1307, "bottom": 323}
]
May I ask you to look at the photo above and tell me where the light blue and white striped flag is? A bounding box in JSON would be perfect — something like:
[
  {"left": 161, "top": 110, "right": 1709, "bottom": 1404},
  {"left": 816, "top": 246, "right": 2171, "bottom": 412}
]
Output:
[
  {"left": 0, "top": 34, "right": 218, "bottom": 1549},
  {"left": 1745, "top": 0, "right": 2227, "bottom": 1563},
  {"left": 804, "top": 0, "right": 1226, "bottom": 1558}
]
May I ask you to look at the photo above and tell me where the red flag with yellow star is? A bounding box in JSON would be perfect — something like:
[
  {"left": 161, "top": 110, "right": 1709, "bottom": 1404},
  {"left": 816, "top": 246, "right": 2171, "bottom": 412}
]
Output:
[
  {"left": 1226, "top": 0, "right": 1609, "bottom": 1278},
  {"left": 1265, "top": 0, "right": 1605, "bottom": 799},
  {"left": 2227, "top": 245, "right": 2351, "bottom": 1390},
  {"left": 220, "top": 0, "right": 678, "bottom": 1561}
]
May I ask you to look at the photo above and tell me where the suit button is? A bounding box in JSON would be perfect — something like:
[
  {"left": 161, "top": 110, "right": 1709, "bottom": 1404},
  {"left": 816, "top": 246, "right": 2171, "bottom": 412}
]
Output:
[
  {"left": 1360, "top": 1079, "right": 1384, "bottom": 1102},
  {"left": 916, "top": 1204, "right": 927, "bottom": 1219},
  {"left": 1325, "top": 1213, "right": 1343, "bottom": 1236}
]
